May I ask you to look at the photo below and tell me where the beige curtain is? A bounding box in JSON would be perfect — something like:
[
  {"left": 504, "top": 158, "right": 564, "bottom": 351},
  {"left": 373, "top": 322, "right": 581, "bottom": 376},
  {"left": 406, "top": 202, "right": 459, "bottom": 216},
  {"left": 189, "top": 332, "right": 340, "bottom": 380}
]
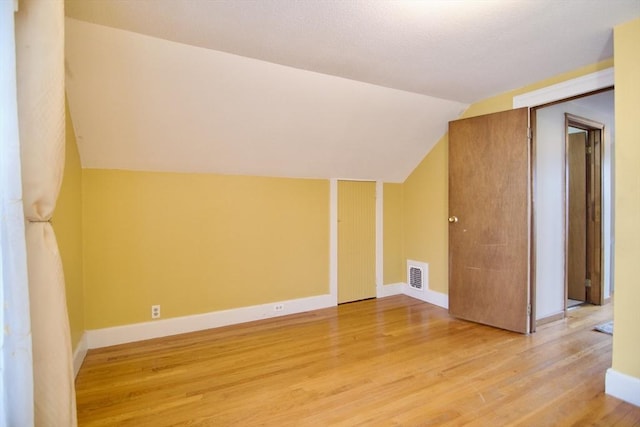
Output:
[
  {"left": 1, "top": 1, "right": 34, "bottom": 425},
  {"left": 15, "top": 1, "right": 77, "bottom": 425}
]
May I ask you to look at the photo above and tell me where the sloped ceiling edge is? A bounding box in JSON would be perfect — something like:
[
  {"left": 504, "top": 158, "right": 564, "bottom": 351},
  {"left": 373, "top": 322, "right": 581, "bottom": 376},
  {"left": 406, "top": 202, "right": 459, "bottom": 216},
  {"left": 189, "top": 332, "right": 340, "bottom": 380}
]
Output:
[{"left": 65, "top": 18, "right": 468, "bottom": 183}]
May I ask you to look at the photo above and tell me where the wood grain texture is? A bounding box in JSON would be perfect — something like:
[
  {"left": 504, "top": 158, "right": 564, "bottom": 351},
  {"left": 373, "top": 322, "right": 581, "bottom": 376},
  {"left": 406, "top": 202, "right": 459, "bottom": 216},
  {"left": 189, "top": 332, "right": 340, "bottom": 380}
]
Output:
[
  {"left": 75, "top": 296, "right": 640, "bottom": 426},
  {"left": 568, "top": 131, "right": 587, "bottom": 301},
  {"left": 448, "top": 108, "right": 530, "bottom": 333},
  {"left": 588, "top": 128, "right": 603, "bottom": 305}
]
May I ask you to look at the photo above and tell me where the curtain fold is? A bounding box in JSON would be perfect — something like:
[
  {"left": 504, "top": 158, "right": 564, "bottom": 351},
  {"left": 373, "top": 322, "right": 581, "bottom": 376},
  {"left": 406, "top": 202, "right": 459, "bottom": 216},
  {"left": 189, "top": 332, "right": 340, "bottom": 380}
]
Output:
[
  {"left": 15, "top": 0, "right": 78, "bottom": 425},
  {"left": 1, "top": 1, "right": 34, "bottom": 425}
]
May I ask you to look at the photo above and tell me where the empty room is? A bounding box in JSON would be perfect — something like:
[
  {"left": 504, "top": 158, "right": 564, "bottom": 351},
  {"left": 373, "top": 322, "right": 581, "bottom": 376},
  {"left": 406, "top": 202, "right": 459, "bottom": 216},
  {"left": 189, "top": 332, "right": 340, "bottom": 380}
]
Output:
[{"left": 2, "top": 1, "right": 640, "bottom": 425}]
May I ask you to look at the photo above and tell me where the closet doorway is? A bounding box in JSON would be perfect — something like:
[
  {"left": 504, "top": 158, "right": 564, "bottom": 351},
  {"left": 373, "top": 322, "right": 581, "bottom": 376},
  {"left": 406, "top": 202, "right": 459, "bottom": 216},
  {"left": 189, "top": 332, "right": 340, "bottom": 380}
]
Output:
[{"left": 337, "top": 180, "right": 376, "bottom": 303}]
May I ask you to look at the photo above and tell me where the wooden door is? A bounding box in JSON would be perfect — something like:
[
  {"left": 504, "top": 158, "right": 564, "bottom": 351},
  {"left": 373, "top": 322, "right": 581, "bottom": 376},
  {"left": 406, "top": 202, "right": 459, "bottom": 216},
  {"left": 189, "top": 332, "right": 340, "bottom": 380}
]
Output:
[
  {"left": 338, "top": 180, "right": 376, "bottom": 303},
  {"left": 565, "top": 114, "right": 604, "bottom": 307},
  {"left": 448, "top": 108, "right": 531, "bottom": 333},
  {"left": 567, "top": 131, "right": 588, "bottom": 301},
  {"left": 586, "top": 129, "right": 602, "bottom": 305}
]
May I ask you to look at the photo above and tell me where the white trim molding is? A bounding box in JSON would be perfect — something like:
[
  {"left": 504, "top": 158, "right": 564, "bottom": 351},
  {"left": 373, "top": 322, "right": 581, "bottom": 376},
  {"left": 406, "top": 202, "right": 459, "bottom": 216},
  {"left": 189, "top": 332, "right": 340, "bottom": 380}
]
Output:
[
  {"left": 377, "top": 283, "right": 404, "bottom": 298},
  {"left": 329, "top": 178, "right": 338, "bottom": 305},
  {"left": 513, "top": 68, "right": 614, "bottom": 109},
  {"left": 86, "top": 294, "right": 335, "bottom": 349},
  {"left": 606, "top": 368, "right": 640, "bottom": 407},
  {"left": 376, "top": 180, "right": 383, "bottom": 293},
  {"left": 72, "top": 333, "right": 88, "bottom": 378},
  {"left": 84, "top": 286, "right": 450, "bottom": 350},
  {"left": 404, "top": 284, "right": 449, "bottom": 309},
  {"left": 416, "top": 287, "right": 449, "bottom": 309},
  {"left": 377, "top": 281, "right": 449, "bottom": 309}
]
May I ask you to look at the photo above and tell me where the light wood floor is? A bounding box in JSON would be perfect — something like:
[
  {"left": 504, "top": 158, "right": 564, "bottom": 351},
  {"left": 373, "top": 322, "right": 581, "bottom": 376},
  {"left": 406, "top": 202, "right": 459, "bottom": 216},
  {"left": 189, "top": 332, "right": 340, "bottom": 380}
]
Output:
[{"left": 75, "top": 295, "right": 640, "bottom": 426}]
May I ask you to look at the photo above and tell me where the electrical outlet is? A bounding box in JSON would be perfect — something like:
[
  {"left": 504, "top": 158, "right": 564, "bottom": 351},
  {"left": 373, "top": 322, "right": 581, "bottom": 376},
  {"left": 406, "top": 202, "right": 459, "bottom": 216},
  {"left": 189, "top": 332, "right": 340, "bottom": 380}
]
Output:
[
  {"left": 274, "top": 304, "right": 284, "bottom": 312},
  {"left": 151, "top": 304, "right": 161, "bottom": 319}
]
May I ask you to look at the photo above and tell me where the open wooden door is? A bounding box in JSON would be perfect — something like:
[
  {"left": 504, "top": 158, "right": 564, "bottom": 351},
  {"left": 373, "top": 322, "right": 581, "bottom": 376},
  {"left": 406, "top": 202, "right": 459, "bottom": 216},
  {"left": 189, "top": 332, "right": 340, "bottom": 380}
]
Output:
[
  {"left": 448, "top": 108, "right": 531, "bottom": 333},
  {"left": 567, "top": 131, "right": 588, "bottom": 302},
  {"left": 586, "top": 126, "right": 603, "bottom": 305}
]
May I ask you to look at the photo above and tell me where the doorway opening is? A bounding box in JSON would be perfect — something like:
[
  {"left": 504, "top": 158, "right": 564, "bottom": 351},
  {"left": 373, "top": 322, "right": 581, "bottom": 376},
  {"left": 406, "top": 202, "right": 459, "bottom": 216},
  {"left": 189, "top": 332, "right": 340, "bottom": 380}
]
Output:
[
  {"left": 530, "top": 87, "right": 613, "bottom": 328},
  {"left": 566, "top": 114, "right": 604, "bottom": 308}
]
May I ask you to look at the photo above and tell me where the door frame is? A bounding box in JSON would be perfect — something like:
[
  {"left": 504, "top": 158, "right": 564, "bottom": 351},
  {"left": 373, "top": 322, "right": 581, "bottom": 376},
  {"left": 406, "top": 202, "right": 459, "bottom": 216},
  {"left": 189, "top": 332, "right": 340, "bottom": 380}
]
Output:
[
  {"left": 513, "top": 68, "right": 614, "bottom": 331},
  {"left": 530, "top": 94, "right": 610, "bottom": 329},
  {"left": 330, "top": 179, "right": 386, "bottom": 306},
  {"left": 565, "top": 113, "right": 604, "bottom": 308}
]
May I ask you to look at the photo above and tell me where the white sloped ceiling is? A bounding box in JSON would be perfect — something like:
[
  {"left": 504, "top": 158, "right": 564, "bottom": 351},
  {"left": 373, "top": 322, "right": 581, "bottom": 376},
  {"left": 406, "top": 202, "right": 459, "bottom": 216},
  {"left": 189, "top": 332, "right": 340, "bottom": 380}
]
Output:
[
  {"left": 65, "top": 18, "right": 467, "bottom": 182},
  {"left": 64, "top": 1, "right": 640, "bottom": 181}
]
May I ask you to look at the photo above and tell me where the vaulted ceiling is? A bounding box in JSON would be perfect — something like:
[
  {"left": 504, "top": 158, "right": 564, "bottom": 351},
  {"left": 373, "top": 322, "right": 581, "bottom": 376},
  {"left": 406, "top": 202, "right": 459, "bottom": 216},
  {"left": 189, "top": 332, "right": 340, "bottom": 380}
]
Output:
[{"left": 64, "top": 0, "right": 640, "bottom": 182}]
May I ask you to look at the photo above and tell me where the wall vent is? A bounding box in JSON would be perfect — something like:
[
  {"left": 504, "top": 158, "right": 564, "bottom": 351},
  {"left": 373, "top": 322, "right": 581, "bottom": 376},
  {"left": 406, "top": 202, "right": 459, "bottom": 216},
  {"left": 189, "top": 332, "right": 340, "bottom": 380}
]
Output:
[{"left": 407, "top": 262, "right": 425, "bottom": 292}]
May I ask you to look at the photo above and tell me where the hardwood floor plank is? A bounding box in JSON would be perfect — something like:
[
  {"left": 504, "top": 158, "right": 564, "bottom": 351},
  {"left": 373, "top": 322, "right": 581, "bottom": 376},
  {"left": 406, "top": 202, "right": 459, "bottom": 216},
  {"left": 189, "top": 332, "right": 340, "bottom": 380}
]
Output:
[{"left": 75, "top": 296, "right": 640, "bottom": 426}]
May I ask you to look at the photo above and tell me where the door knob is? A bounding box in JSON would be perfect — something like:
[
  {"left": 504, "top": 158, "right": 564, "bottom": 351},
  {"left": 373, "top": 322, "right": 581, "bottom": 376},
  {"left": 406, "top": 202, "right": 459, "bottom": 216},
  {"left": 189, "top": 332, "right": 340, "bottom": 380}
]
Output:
[{"left": 448, "top": 216, "right": 458, "bottom": 223}]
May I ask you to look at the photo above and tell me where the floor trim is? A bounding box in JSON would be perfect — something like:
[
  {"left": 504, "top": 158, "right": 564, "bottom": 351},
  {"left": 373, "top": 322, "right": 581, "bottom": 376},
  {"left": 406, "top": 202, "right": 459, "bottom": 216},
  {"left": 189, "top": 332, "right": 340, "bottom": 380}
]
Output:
[
  {"left": 379, "top": 281, "right": 449, "bottom": 309},
  {"left": 606, "top": 368, "right": 640, "bottom": 407},
  {"left": 419, "top": 287, "right": 449, "bottom": 309},
  {"left": 377, "top": 282, "right": 404, "bottom": 298},
  {"left": 85, "top": 294, "right": 335, "bottom": 349},
  {"left": 536, "top": 311, "right": 565, "bottom": 327},
  {"left": 73, "top": 333, "right": 88, "bottom": 378},
  {"left": 83, "top": 284, "right": 451, "bottom": 351}
]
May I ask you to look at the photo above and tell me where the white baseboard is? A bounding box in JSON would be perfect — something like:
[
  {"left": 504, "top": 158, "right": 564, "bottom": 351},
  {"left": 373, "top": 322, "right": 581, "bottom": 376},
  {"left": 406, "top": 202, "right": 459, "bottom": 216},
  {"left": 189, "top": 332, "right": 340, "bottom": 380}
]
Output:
[
  {"left": 377, "top": 283, "right": 404, "bottom": 297},
  {"left": 403, "top": 285, "right": 449, "bottom": 309},
  {"left": 86, "top": 294, "right": 335, "bottom": 349},
  {"left": 421, "top": 287, "right": 449, "bottom": 309},
  {"left": 535, "top": 309, "right": 565, "bottom": 323},
  {"left": 378, "top": 281, "right": 449, "bottom": 309},
  {"left": 606, "top": 368, "right": 640, "bottom": 407},
  {"left": 72, "top": 333, "right": 88, "bottom": 378},
  {"left": 85, "top": 282, "right": 449, "bottom": 350}
]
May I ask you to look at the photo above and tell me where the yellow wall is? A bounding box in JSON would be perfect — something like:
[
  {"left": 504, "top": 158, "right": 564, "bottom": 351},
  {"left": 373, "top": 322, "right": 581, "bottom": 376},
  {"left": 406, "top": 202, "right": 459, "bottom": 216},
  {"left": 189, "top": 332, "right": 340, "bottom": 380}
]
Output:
[
  {"left": 82, "top": 170, "right": 329, "bottom": 329},
  {"left": 402, "top": 59, "right": 614, "bottom": 294},
  {"left": 53, "top": 101, "right": 85, "bottom": 348},
  {"left": 612, "top": 17, "right": 640, "bottom": 379},
  {"left": 403, "top": 140, "right": 449, "bottom": 293},
  {"left": 383, "top": 183, "right": 404, "bottom": 285}
]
